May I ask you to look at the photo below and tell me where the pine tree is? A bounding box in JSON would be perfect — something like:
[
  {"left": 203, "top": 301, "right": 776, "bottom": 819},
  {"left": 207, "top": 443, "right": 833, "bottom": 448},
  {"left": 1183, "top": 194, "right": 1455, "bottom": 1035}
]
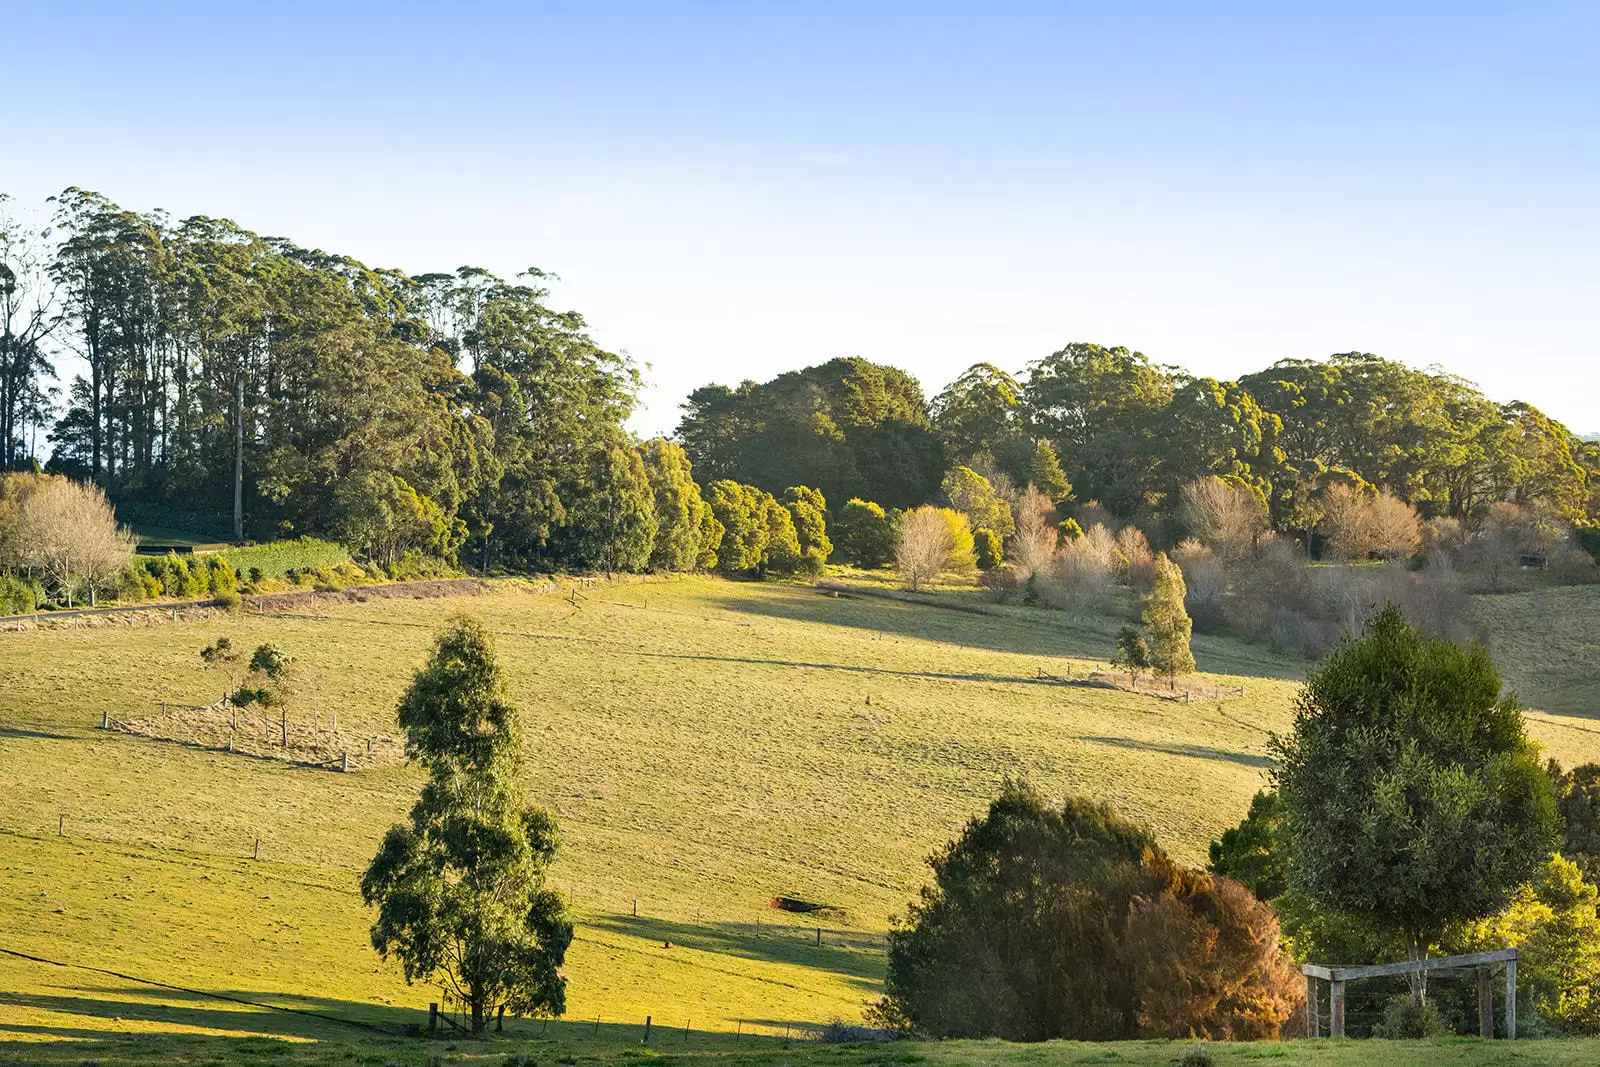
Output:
[
  {"left": 362, "top": 614, "right": 573, "bottom": 1031},
  {"left": 1142, "top": 553, "right": 1194, "bottom": 685},
  {"left": 1029, "top": 440, "right": 1073, "bottom": 503}
]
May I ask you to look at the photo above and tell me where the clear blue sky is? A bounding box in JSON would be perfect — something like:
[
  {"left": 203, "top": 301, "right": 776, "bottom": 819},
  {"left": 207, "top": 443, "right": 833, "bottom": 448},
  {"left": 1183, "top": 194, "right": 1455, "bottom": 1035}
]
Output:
[{"left": 4, "top": 1, "right": 1597, "bottom": 435}]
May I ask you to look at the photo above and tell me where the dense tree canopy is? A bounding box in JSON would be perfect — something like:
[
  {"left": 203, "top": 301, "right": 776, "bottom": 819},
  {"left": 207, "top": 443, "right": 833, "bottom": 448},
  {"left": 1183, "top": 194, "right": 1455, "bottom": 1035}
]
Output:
[
  {"left": 881, "top": 781, "right": 1300, "bottom": 1041},
  {"left": 3, "top": 188, "right": 643, "bottom": 574},
  {"left": 8, "top": 186, "right": 1595, "bottom": 578},
  {"left": 677, "top": 357, "right": 945, "bottom": 510},
  {"left": 682, "top": 347, "right": 1597, "bottom": 538},
  {"left": 1271, "top": 606, "right": 1557, "bottom": 1000}
]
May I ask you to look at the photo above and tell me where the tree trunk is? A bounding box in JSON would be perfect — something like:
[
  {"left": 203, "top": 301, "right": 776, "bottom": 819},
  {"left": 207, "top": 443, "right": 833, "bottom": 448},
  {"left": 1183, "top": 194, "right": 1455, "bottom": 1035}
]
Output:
[
  {"left": 470, "top": 994, "right": 485, "bottom": 1034},
  {"left": 233, "top": 375, "right": 244, "bottom": 543},
  {"left": 1407, "top": 934, "right": 1429, "bottom": 1005}
]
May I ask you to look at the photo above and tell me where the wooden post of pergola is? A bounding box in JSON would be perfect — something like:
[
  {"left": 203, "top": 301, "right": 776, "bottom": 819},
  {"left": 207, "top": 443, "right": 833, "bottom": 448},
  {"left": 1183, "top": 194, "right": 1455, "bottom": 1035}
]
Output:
[{"left": 1301, "top": 947, "right": 1518, "bottom": 1039}]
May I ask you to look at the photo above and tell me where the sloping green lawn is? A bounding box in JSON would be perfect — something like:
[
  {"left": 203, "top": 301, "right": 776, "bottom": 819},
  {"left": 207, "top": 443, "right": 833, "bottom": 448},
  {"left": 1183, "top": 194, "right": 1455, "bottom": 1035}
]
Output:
[{"left": 1, "top": 576, "right": 1595, "bottom": 1061}]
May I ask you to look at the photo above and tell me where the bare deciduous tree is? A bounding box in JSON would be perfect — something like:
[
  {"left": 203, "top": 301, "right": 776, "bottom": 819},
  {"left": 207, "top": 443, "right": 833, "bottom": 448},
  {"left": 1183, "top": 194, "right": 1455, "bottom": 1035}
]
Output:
[
  {"left": 16, "top": 474, "right": 134, "bottom": 606},
  {"left": 1318, "top": 485, "right": 1420, "bottom": 562},
  {"left": 1009, "top": 484, "right": 1057, "bottom": 581},
  {"left": 1173, "top": 538, "right": 1227, "bottom": 627},
  {"left": 896, "top": 506, "right": 955, "bottom": 592},
  {"left": 1180, "top": 477, "right": 1270, "bottom": 562},
  {"left": 1036, "top": 535, "right": 1115, "bottom": 617}
]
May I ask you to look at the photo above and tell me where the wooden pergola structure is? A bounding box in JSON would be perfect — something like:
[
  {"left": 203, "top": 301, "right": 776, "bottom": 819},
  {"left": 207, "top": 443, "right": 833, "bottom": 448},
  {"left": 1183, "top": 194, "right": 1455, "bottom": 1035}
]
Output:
[{"left": 1301, "top": 947, "right": 1519, "bottom": 1038}]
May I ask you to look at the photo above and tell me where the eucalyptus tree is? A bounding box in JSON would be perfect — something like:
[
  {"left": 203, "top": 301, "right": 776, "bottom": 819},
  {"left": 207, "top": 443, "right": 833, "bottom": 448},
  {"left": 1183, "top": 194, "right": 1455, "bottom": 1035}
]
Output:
[
  {"left": 363, "top": 615, "right": 573, "bottom": 1032},
  {"left": 0, "top": 196, "right": 61, "bottom": 470}
]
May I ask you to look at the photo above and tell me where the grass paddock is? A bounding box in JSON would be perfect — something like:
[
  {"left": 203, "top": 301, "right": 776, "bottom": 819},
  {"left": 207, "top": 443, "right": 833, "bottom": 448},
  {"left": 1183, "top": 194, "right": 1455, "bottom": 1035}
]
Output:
[{"left": 1, "top": 576, "right": 1596, "bottom": 1063}]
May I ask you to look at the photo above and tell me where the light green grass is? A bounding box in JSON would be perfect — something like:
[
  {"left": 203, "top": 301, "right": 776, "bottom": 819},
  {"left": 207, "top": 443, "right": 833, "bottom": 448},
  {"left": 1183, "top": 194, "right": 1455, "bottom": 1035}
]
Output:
[
  {"left": 1, "top": 576, "right": 1596, "bottom": 1061},
  {"left": 219, "top": 537, "right": 354, "bottom": 579}
]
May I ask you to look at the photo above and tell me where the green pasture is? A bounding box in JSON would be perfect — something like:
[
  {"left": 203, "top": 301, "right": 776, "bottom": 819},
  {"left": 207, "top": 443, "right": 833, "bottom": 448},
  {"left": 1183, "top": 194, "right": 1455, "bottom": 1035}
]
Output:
[
  {"left": 127, "top": 524, "right": 229, "bottom": 550},
  {"left": 0, "top": 577, "right": 1596, "bottom": 1062}
]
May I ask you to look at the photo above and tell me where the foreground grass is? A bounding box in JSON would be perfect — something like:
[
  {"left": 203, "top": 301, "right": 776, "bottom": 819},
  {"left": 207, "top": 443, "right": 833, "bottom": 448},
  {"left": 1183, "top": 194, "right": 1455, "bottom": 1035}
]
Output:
[
  {"left": 0, "top": 576, "right": 1595, "bottom": 1059},
  {"left": 3, "top": 1030, "right": 1599, "bottom": 1067}
]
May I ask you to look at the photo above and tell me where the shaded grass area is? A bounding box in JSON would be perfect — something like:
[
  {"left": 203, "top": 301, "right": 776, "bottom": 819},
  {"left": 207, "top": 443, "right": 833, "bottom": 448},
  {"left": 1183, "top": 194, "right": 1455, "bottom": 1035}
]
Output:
[
  {"left": 0, "top": 576, "right": 1596, "bottom": 1061},
  {"left": 127, "top": 523, "right": 227, "bottom": 549},
  {"left": 4, "top": 1029, "right": 1600, "bottom": 1066},
  {"left": 1475, "top": 585, "right": 1600, "bottom": 720}
]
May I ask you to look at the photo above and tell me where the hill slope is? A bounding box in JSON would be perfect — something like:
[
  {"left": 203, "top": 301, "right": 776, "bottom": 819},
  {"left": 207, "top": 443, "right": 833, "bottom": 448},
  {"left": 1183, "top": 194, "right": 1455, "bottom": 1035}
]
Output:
[{"left": 1, "top": 577, "right": 1596, "bottom": 1050}]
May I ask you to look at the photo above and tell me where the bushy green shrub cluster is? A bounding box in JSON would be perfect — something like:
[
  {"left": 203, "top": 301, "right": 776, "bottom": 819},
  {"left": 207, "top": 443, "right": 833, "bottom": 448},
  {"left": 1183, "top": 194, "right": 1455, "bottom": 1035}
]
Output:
[
  {"left": 881, "top": 780, "right": 1302, "bottom": 1041},
  {"left": 283, "top": 561, "right": 375, "bottom": 592},
  {"left": 100, "top": 552, "right": 246, "bottom": 605},
  {"left": 0, "top": 575, "right": 37, "bottom": 615}
]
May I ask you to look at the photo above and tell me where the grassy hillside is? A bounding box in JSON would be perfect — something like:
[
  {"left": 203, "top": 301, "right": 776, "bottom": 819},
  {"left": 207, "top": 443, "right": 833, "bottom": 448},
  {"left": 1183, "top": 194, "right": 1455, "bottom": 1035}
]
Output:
[{"left": 1, "top": 577, "right": 1596, "bottom": 1062}]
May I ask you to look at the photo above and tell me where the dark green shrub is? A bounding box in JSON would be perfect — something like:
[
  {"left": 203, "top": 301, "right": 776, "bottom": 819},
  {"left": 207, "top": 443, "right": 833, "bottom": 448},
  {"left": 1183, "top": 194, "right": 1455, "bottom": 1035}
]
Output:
[
  {"left": 1207, "top": 791, "right": 1286, "bottom": 901},
  {"left": 973, "top": 528, "right": 1003, "bottom": 570},
  {"left": 1576, "top": 527, "right": 1600, "bottom": 563},
  {"left": 0, "top": 576, "right": 36, "bottom": 615},
  {"left": 833, "top": 498, "right": 895, "bottom": 567},
  {"left": 214, "top": 588, "right": 243, "bottom": 613},
  {"left": 116, "top": 562, "right": 149, "bottom": 603},
  {"left": 205, "top": 556, "right": 236, "bottom": 595},
  {"left": 883, "top": 780, "right": 1301, "bottom": 1041},
  {"left": 1372, "top": 994, "right": 1452, "bottom": 1038},
  {"left": 159, "top": 553, "right": 190, "bottom": 598}
]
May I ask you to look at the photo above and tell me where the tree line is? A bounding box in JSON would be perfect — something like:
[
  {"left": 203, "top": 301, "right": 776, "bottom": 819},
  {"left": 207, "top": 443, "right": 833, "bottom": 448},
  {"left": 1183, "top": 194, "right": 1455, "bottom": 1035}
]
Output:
[
  {"left": 680, "top": 349, "right": 1599, "bottom": 543},
  {"left": 5, "top": 188, "right": 1594, "bottom": 580},
  {"left": 0, "top": 189, "right": 641, "bottom": 572}
]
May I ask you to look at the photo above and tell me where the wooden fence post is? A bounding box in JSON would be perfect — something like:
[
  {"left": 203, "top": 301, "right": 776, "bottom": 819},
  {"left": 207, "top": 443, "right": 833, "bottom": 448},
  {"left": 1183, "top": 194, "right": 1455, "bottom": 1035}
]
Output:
[
  {"left": 429, "top": 1002, "right": 438, "bottom": 1035},
  {"left": 1506, "top": 958, "right": 1517, "bottom": 1039},
  {"left": 1478, "top": 967, "right": 1494, "bottom": 1038},
  {"left": 102, "top": 710, "right": 109, "bottom": 729},
  {"left": 342, "top": 752, "right": 350, "bottom": 773},
  {"left": 254, "top": 837, "right": 260, "bottom": 861},
  {"left": 1305, "top": 975, "right": 1318, "bottom": 1037},
  {"left": 57, "top": 814, "right": 64, "bottom": 837},
  {"left": 1330, "top": 980, "right": 1345, "bottom": 1037},
  {"left": 632, "top": 899, "right": 638, "bottom": 916},
  {"left": 496, "top": 1006, "right": 504, "bottom": 1032},
  {"left": 280, "top": 710, "right": 287, "bottom": 746},
  {"left": 816, "top": 926, "right": 821, "bottom": 946},
  {"left": 643, "top": 1016, "right": 652, "bottom": 1043}
]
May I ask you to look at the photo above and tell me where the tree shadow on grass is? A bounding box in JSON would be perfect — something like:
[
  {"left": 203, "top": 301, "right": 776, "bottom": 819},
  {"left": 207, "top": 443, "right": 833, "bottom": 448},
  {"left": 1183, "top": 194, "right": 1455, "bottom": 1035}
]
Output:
[
  {"left": 0, "top": 987, "right": 405, "bottom": 1043},
  {"left": 711, "top": 588, "right": 1310, "bottom": 683},
  {"left": 586, "top": 914, "right": 885, "bottom": 992},
  {"left": 711, "top": 590, "right": 1108, "bottom": 660},
  {"left": 629, "top": 647, "right": 1076, "bottom": 689},
  {"left": 0, "top": 724, "right": 78, "bottom": 741},
  {"left": 1077, "top": 735, "right": 1272, "bottom": 770}
]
